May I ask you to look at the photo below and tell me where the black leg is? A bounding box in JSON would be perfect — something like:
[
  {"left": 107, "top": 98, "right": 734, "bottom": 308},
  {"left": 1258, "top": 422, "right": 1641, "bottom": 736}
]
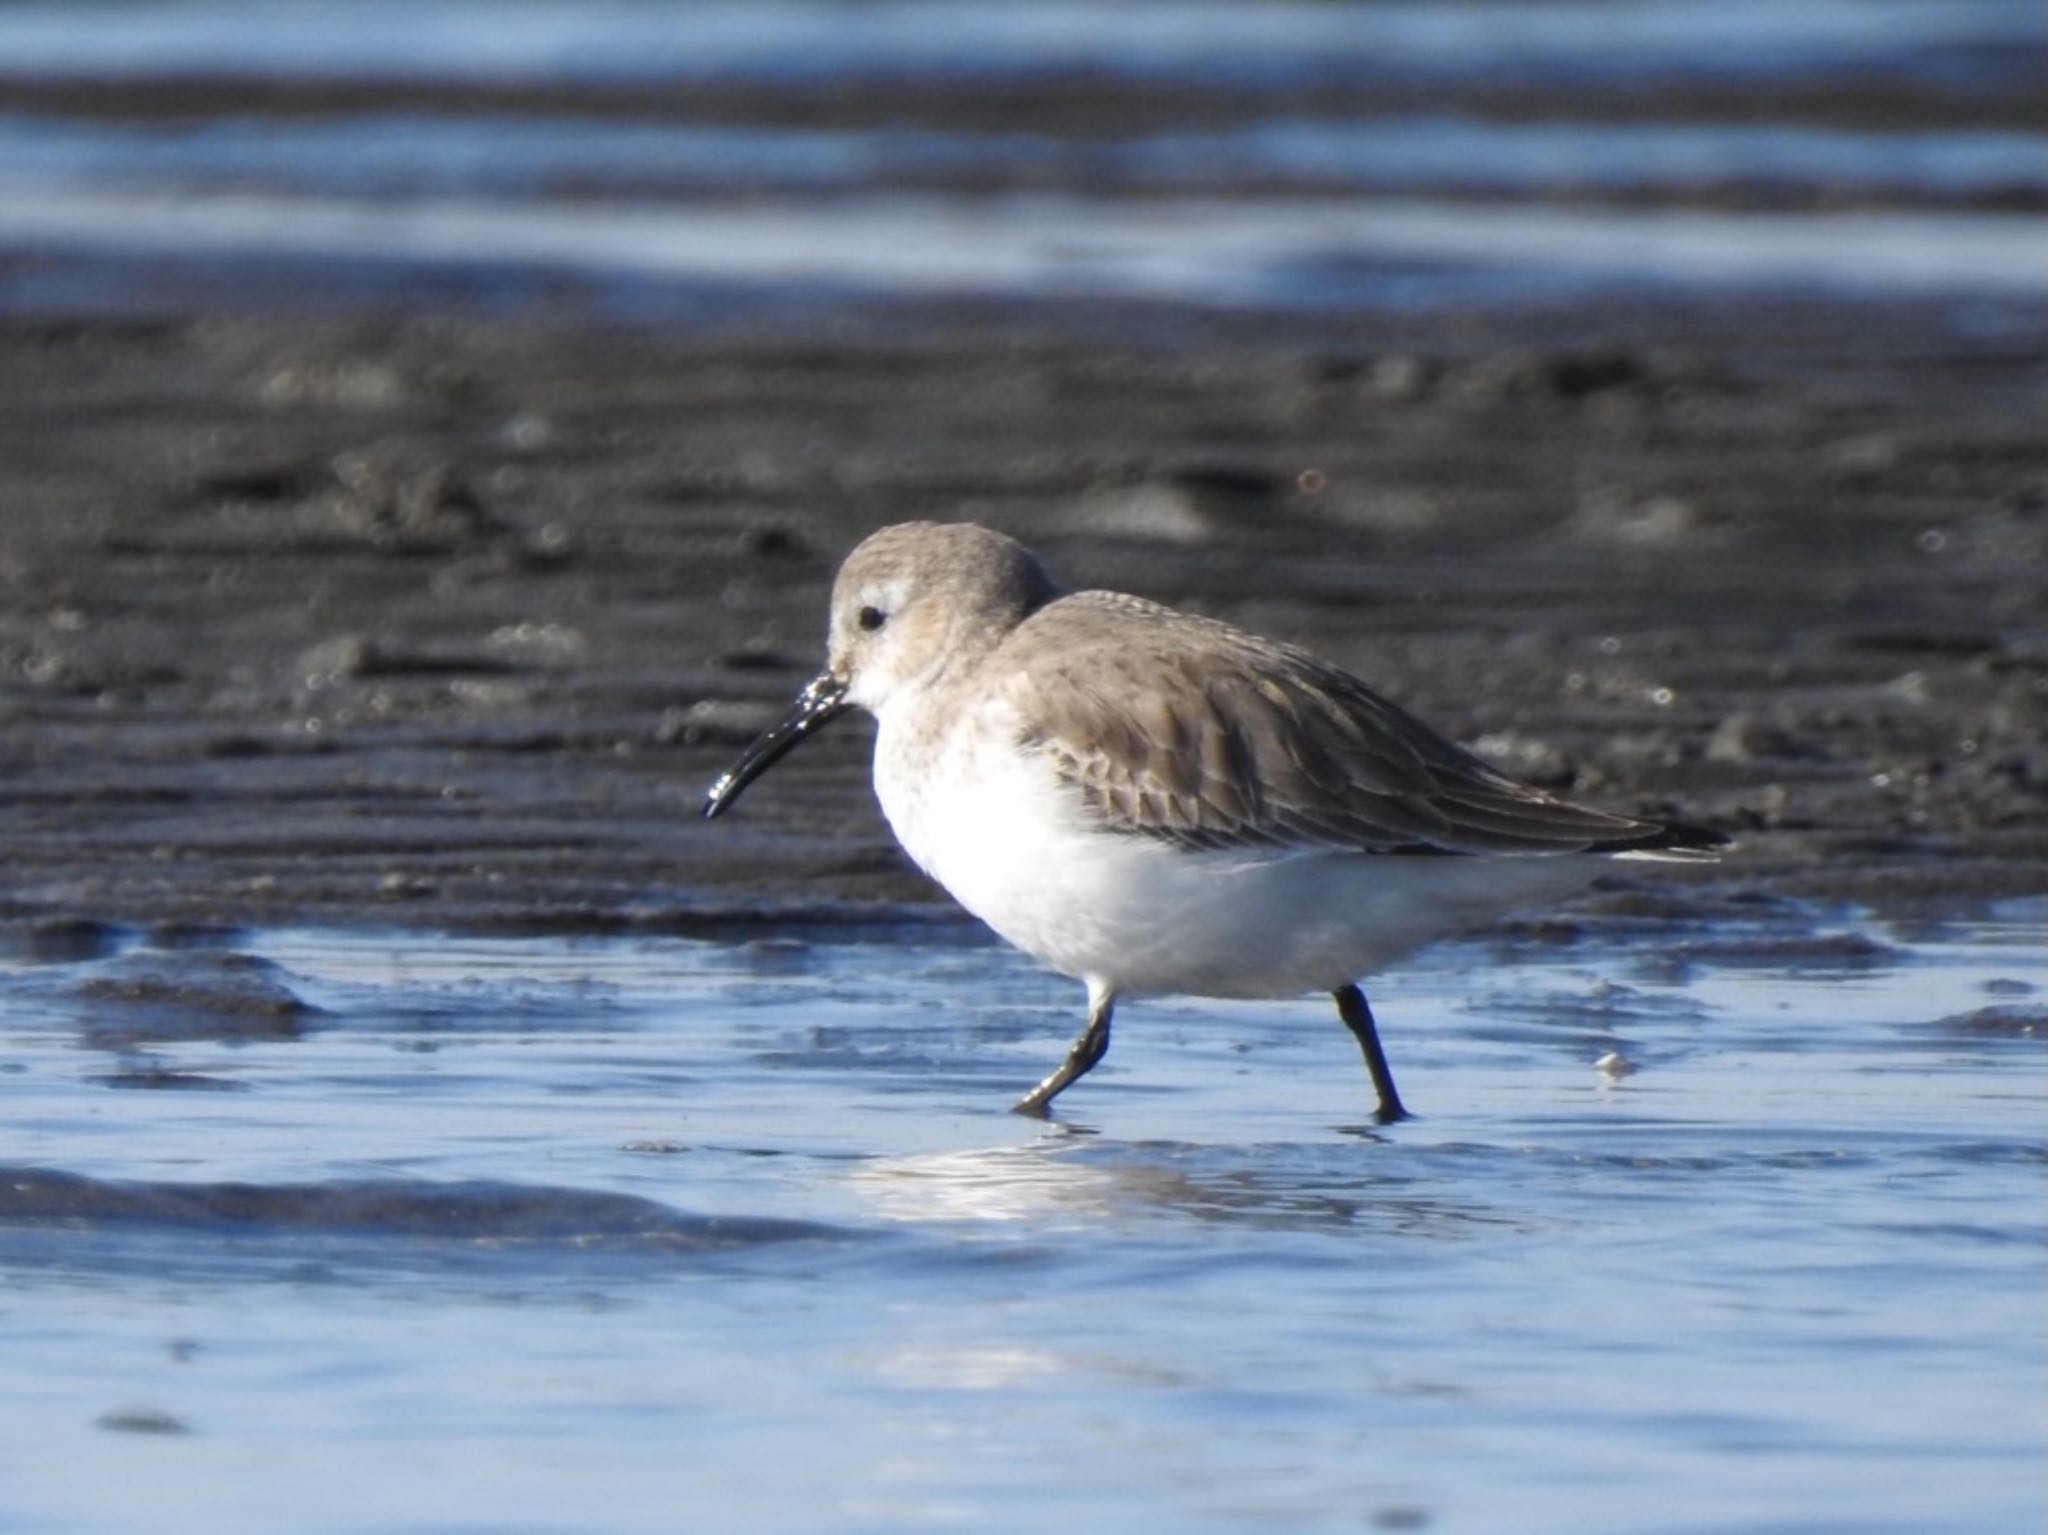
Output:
[
  {"left": 1334, "top": 983, "right": 1411, "bottom": 1124},
  {"left": 1014, "top": 988, "right": 1114, "bottom": 1117}
]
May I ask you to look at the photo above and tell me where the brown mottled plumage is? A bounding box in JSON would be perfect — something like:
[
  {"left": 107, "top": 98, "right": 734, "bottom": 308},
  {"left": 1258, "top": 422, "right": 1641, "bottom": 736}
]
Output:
[{"left": 992, "top": 589, "right": 1709, "bottom": 858}]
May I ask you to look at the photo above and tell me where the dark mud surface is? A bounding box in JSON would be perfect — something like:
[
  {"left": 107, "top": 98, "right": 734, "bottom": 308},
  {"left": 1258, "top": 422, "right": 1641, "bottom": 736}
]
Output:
[{"left": 1, "top": 296, "right": 2043, "bottom": 941}]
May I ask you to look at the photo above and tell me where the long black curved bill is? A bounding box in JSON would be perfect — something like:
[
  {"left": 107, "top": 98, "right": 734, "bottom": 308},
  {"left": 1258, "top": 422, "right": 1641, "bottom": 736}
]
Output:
[{"left": 701, "top": 671, "right": 849, "bottom": 819}]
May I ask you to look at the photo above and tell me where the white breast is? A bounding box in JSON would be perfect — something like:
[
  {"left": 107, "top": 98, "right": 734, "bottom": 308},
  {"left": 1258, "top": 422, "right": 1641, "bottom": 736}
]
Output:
[
  {"left": 869, "top": 688, "right": 1602, "bottom": 1001},
  {"left": 872, "top": 690, "right": 1082, "bottom": 938}
]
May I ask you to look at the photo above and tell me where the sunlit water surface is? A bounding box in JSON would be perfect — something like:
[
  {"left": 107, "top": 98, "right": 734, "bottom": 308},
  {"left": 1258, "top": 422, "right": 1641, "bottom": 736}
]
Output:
[
  {"left": 0, "top": 0, "right": 2041, "bottom": 316},
  {"left": 0, "top": 907, "right": 2041, "bottom": 1533}
]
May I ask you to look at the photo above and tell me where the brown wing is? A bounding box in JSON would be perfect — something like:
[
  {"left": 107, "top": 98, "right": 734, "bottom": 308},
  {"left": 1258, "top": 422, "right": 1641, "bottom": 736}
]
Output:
[{"left": 993, "top": 592, "right": 1717, "bottom": 857}]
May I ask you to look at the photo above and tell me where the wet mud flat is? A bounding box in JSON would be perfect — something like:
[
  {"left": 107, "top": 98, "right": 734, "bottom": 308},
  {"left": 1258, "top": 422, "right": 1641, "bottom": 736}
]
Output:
[{"left": 0, "top": 292, "right": 2042, "bottom": 944}]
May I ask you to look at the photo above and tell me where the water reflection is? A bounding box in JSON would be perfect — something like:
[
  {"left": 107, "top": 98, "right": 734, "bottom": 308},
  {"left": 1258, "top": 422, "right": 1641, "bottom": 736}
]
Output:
[{"left": 852, "top": 1134, "right": 1523, "bottom": 1238}]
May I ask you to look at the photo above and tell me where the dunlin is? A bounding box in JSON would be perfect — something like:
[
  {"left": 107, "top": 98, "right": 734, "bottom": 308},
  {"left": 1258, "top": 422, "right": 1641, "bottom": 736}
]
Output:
[{"left": 704, "top": 521, "right": 1723, "bottom": 1120}]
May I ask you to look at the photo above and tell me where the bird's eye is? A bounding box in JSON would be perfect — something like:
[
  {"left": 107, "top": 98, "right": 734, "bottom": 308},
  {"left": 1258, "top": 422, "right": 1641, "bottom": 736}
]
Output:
[{"left": 857, "top": 605, "right": 887, "bottom": 633}]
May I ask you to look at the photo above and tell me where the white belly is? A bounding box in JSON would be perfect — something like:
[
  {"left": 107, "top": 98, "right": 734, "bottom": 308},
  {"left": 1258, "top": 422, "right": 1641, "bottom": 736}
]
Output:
[{"left": 872, "top": 703, "right": 1598, "bottom": 1000}]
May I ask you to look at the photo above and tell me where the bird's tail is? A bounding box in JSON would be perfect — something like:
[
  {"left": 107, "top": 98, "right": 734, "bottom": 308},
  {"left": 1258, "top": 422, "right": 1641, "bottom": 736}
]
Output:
[{"left": 1608, "top": 818, "right": 1730, "bottom": 862}]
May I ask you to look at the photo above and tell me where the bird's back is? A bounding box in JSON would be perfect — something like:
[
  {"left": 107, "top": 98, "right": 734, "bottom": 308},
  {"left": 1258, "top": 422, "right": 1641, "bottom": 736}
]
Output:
[{"left": 984, "top": 590, "right": 1722, "bottom": 861}]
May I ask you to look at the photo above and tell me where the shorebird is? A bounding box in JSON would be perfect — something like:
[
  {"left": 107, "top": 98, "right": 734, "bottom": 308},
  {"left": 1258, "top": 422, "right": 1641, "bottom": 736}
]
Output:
[{"left": 703, "top": 521, "right": 1723, "bottom": 1120}]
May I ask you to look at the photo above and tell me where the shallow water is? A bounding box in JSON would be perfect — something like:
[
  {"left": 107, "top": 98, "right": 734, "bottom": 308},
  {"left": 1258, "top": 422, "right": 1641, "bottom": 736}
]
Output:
[
  {"left": 1, "top": 0, "right": 2034, "bottom": 84},
  {"left": 2, "top": 906, "right": 2041, "bottom": 1533},
  {"left": 1, "top": 0, "right": 2041, "bottom": 318},
  {"left": 4, "top": 0, "right": 2031, "bottom": 83},
  {"left": 6, "top": 184, "right": 2041, "bottom": 314}
]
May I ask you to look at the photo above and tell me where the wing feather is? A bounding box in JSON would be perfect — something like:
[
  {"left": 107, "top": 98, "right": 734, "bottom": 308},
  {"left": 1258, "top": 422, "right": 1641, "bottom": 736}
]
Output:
[{"left": 992, "top": 592, "right": 1718, "bottom": 858}]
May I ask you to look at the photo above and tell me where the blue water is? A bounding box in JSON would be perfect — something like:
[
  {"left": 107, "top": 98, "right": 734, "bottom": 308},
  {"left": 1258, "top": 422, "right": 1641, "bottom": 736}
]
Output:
[
  {"left": 4, "top": 113, "right": 2039, "bottom": 203},
  {"left": 0, "top": 0, "right": 2033, "bottom": 85},
  {"left": 1, "top": 909, "right": 2042, "bottom": 1533},
  {"left": 0, "top": 0, "right": 2040, "bottom": 316}
]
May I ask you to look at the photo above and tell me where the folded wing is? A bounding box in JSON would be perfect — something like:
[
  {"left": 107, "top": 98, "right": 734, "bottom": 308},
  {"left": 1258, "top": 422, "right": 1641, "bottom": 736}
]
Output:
[{"left": 997, "top": 592, "right": 1722, "bottom": 858}]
